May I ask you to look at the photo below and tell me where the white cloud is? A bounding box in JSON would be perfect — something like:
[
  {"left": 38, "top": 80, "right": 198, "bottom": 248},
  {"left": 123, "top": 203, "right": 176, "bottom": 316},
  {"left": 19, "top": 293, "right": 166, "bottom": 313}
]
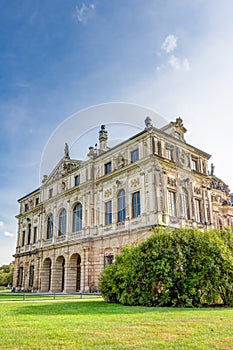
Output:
[
  {"left": 168, "top": 54, "right": 180, "bottom": 69},
  {"left": 4, "top": 231, "right": 14, "bottom": 237},
  {"left": 168, "top": 55, "right": 190, "bottom": 71},
  {"left": 161, "top": 35, "right": 177, "bottom": 53},
  {"left": 0, "top": 221, "right": 4, "bottom": 227},
  {"left": 74, "top": 3, "right": 95, "bottom": 24},
  {"left": 183, "top": 58, "right": 190, "bottom": 71}
]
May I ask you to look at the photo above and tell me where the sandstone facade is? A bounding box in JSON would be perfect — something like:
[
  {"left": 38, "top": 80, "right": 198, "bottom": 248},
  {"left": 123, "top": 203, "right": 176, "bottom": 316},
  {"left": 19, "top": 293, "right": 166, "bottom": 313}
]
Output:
[{"left": 13, "top": 117, "right": 233, "bottom": 292}]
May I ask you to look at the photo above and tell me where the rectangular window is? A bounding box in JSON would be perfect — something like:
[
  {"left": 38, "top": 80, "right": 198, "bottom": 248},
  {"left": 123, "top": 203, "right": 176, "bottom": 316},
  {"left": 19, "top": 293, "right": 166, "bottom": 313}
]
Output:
[
  {"left": 33, "top": 227, "right": 37, "bottom": 244},
  {"left": 131, "top": 149, "right": 139, "bottom": 163},
  {"left": 118, "top": 190, "right": 126, "bottom": 222},
  {"left": 105, "top": 201, "right": 112, "bottom": 225},
  {"left": 165, "top": 148, "right": 172, "bottom": 161},
  {"left": 206, "top": 200, "right": 211, "bottom": 223},
  {"left": 194, "top": 199, "right": 202, "bottom": 223},
  {"left": 191, "top": 158, "right": 198, "bottom": 171},
  {"left": 157, "top": 141, "right": 162, "bottom": 156},
  {"left": 168, "top": 191, "right": 177, "bottom": 217},
  {"left": 24, "top": 204, "right": 29, "bottom": 212},
  {"left": 132, "top": 191, "right": 141, "bottom": 218},
  {"left": 75, "top": 175, "right": 80, "bottom": 186},
  {"left": 105, "top": 162, "right": 112, "bottom": 174},
  {"left": 35, "top": 197, "right": 39, "bottom": 206},
  {"left": 49, "top": 188, "right": 53, "bottom": 198}
]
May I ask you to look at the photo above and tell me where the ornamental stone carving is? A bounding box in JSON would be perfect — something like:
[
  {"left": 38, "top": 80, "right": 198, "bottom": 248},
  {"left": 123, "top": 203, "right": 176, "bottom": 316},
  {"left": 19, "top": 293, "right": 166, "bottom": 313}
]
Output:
[
  {"left": 210, "top": 178, "right": 230, "bottom": 194},
  {"left": 116, "top": 154, "right": 125, "bottom": 169},
  {"left": 167, "top": 177, "right": 176, "bottom": 187},
  {"left": 104, "top": 189, "right": 112, "bottom": 198},
  {"left": 131, "top": 178, "right": 140, "bottom": 188},
  {"left": 63, "top": 162, "right": 79, "bottom": 174},
  {"left": 194, "top": 187, "right": 201, "bottom": 195}
]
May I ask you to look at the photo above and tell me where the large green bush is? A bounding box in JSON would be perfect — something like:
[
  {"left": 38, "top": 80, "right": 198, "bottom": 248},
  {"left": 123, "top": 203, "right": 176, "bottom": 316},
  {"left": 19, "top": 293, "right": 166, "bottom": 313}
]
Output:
[{"left": 99, "top": 228, "right": 233, "bottom": 307}]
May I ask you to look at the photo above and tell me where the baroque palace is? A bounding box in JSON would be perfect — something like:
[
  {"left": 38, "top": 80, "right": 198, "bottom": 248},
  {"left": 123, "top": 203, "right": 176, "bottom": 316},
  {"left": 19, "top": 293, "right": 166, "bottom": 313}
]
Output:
[{"left": 13, "top": 116, "right": 233, "bottom": 292}]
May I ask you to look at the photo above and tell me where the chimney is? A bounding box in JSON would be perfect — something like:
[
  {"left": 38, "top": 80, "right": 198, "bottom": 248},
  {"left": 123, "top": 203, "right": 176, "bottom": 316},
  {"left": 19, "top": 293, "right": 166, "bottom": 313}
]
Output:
[{"left": 99, "top": 125, "right": 108, "bottom": 152}]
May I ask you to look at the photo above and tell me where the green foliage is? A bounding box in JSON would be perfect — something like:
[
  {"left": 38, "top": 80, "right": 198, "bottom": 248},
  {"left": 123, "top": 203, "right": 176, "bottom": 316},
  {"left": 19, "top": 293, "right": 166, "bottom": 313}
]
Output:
[
  {"left": 0, "top": 263, "right": 14, "bottom": 286},
  {"left": 99, "top": 227, "right": 233, "bottom": 307}
]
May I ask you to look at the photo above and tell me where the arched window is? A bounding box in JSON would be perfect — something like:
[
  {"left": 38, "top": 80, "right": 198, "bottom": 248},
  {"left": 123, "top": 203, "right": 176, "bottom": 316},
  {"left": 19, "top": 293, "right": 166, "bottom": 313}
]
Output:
[
  {"left": 22, "top": 231, "right": 25, "bottom": 246},
  {"left": 29, "top": 264, "right": 34, "bottom": 288},
  {"left": 17, "top": 266, "right": 24, "bottom": 287},
  {"left": 118, "top": 189, "right": 126, "bottom": 222},
  {"left": 58, "top": 209, "right": 66, "bottom": 236},
  {"left": 47, "top": 214, "right": 53, "bottom": 239},
  {"left": 180, "top": 188, "right": 190, "bottom": 219},
  {"left": 27, "top": 224, "right": 31, "bottom": 245},
  {"left": 73, "top": 203, "right": 82, "bottom": 232}
]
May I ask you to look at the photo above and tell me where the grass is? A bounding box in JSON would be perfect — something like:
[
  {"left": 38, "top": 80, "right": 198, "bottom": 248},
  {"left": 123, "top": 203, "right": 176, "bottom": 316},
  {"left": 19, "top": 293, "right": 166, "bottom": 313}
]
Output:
[{"left": 0, "top": 300, "right": 232, "bottom": 349}]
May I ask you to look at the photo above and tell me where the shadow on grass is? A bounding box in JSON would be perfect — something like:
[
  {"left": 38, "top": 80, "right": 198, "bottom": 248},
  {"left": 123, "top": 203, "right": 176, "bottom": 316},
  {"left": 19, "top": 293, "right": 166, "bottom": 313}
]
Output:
[
  {"left": 15, "top": 301, "right": 156, "bottom": 316},
  {"left": 15, "top": 300, "right": 219, "bottom": 316}
]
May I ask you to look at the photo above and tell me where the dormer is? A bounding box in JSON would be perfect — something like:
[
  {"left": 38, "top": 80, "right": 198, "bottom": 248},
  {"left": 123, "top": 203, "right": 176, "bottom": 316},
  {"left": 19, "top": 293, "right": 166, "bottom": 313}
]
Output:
[{"left": 160, "top": 117, "right": 187, "bottom": 142}]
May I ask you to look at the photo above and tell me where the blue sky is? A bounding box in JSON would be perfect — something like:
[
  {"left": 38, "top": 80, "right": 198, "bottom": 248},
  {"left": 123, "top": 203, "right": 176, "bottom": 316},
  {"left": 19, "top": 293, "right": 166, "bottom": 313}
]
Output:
[{"left": 0, "top": 1, "right": 233, "bottom": 265}]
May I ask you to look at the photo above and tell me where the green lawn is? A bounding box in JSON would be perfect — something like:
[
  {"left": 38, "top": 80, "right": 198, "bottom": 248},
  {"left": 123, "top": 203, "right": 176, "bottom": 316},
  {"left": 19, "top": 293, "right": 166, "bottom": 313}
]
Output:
[{"left": 0, "top": 300, "right": 232, "bottom": 349}]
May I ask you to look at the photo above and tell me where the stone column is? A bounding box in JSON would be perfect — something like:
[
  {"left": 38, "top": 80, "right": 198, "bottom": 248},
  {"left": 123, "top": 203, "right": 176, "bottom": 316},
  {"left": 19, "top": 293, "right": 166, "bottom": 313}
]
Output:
[
  {"left": 65, "top": 265, "right": 77, "bottom": 293},
  {"left": 40, "top": 262, "right": 51, "bottom": 292},
  {"left": 82, "top": 247, "right": 90, "bottom": 292},
  {"left": 66, "top": 199, "right": 72, "bottom": 239},
  {"left": 12, "top": 260, "right": 20, "bottom": 289},
  {"left": 51, "top": 264, "right": 62, "bottom": 293}
]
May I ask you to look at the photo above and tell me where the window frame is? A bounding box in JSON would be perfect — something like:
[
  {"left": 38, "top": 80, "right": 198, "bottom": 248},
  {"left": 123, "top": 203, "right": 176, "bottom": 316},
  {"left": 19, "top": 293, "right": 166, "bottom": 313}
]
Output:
[
  {"left": 17, "top": 266, "right": 24, "bottom": 287},
  {"left": 29, "top": 265, "right": 34, "bottom": 288},
  {"left": 118, "top": 189, "right": 126, "bottom": 222},
  {"left": 27, "top": 224, "right": 31, "bottom": 245},
  {"left": 191, "top": 158, "right": 198, "bottom": 172},
  {"left": 58, "top": 208, "right": 67, "bottom": 236},
  {"left": 47, "top": 214, "right": 53, "bottom": 239},
  {"left": 165, "top": 148, "right": 173, "bottom": 161},
  {"left": 74, "top": 175, "right": 80, "bottom": 186},
  {"left": 105, "top": 162, "right": 112, "bottom": 175},
  {"left": 33, "top": 227, "right": 37, "bottom": 244},
  {"left": 168, "top": 190, "right": 177, "bottom": 217},
  {"left": 48, "top": 188, "right": 53, "bottom": 199},
  {"left": 22, "top": 231, "right": 25, "bottom": 246},
  {"left": 105, "top": 201, "right": 112, "bottom": 226},
  {"left": 73, "top": 203, "right": 82, "bottom": 232},
  {"left": 132, "top": 191, "right": 141, "bottom": 218},
  {"left": 194, "top": 198, "right": 202, "bottom": 223},
  {"left": 131, "top": 149, "right": 139, "bottom": 163}
]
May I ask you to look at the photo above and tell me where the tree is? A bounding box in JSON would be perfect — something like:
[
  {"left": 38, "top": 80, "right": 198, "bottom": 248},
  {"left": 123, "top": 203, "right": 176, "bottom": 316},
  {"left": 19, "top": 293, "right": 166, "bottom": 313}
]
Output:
[
  {"left": 0, "top": 263, "right": 14, "bottom": 287},
  {"left": 99, "top": 228, "right": 233, "bottom": 307}
]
